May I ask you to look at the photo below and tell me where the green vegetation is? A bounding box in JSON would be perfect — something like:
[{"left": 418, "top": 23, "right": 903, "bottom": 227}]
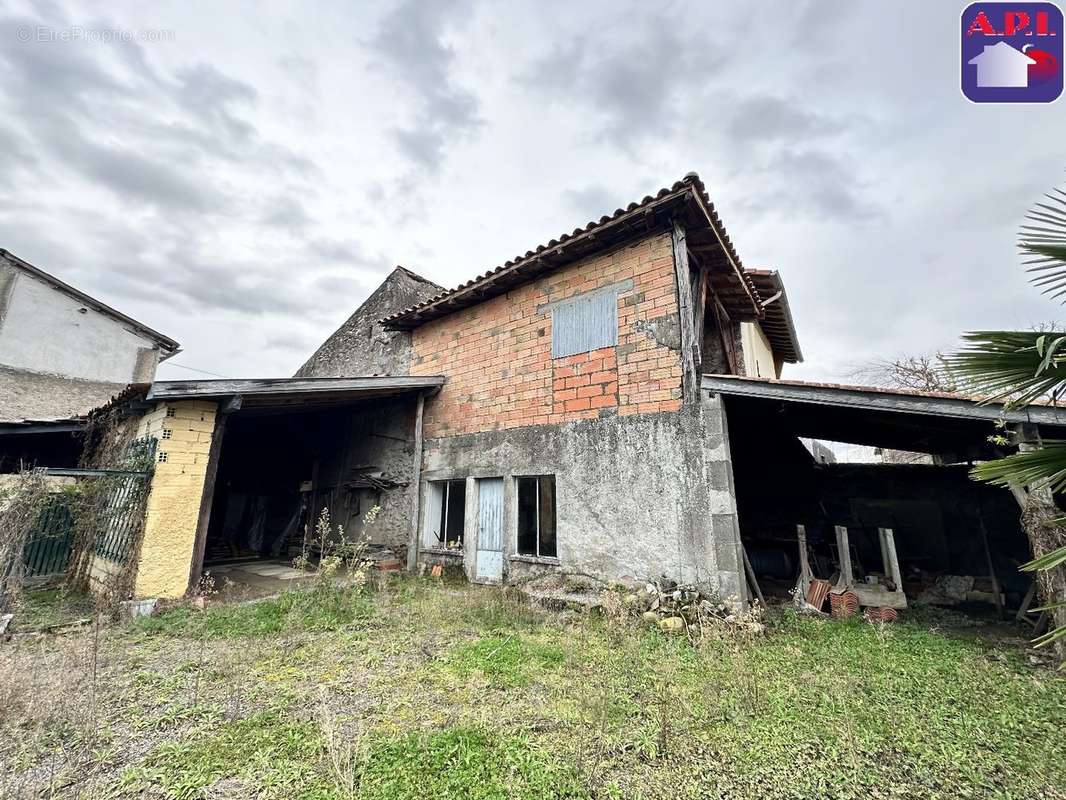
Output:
[
  {"left": 2, "top": 580, "right": 1064, "bottom": 799},
  {"left": 134, "top": 587, "right": 374, "bottom": 639},
  {"left": 8, "top": 586, "right": 94, "bottom": 631},
  {"left": 947, "top": 180, "right": 1066, "bottom": 647},
  {"left": 445, "top": 633, "right": 565, "bottom": 686}
]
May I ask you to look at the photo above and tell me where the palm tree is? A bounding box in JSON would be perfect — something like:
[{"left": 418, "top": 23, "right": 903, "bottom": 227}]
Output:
[{"left": 948, "top": 183, "right": 1066, "bottom": 648}]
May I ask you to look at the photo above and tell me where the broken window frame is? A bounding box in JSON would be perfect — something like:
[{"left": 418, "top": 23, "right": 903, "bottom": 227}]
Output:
[
  {"left": 516, "top": 475, "right": 557, "bottom": 559},
  {"left": 426, "top": 479, "right": 466, "bottom": 549}
]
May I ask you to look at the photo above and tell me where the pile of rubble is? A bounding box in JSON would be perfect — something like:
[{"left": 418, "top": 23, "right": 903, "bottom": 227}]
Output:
[
  {"left": 518, "top": 572, "right": 608, "bottom": 611},
  {"left": 516, "top": 572, "right": 765, "bottom": 637},
  {"left": 615, "top": 579, "right": 766, "bottom": 637}
]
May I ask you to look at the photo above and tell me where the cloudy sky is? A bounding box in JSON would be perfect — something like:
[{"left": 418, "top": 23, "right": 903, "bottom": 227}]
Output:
[{"left": 1, "top": 0, "right": 1064, "bottom": 383}]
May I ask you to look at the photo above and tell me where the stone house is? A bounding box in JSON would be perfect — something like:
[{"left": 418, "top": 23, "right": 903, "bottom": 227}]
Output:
[{"left": 102, "top": 171, "right": 1059, "bottom": 612}]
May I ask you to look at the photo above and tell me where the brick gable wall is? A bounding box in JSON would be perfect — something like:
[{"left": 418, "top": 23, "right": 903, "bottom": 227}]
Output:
[{"left": 410, "top": 231, "right": 684, "bottom": 439}]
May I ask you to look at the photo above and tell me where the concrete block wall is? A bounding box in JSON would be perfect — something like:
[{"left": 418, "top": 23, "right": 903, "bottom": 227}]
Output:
[
  {"left": 411, "top": 232, "right": 683, "bottom": 438},
  {"left": 133, "top": 400, "right": 217, "bottom": 598},
  {"left": 418, "top": 392, "right": 745, "bottom": 603}
]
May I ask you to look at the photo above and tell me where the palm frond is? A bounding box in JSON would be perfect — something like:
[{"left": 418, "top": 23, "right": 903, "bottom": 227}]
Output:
[
  {"left": 946, "top": 330, "right": 1066, "bottom": 406},
  {"left": 1020, "top": 185, "right": 1066, "bottom": 303},
  {"left": 971, "top": 443, "right": 1066, "bottom": 492},
  {"left": 1021, "top": 544, "right": 1066, "bottom": 573},
  {"left": 1032, "top": 624, "right": 1066, "bottom": 648}
]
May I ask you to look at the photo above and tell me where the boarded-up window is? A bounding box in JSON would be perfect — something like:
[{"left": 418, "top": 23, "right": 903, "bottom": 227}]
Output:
[
  {"left": 516, "top": 475, "right": 557, "bottom": 558},
  {"left": 425, "top": 479, "right": 465, "bottom": 548},
  {"left": 551, "top": 291, "right": 618, "bottom": 358}
]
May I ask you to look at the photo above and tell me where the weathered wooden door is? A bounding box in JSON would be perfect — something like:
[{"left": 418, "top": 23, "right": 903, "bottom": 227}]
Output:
[{"left": 475, "top": 478, "right": 504, "bottom": 583}]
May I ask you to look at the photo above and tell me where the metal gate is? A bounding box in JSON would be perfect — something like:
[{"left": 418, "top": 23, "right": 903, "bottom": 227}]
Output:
[
  {"left": 23, "top": 437, "right": 156, "bottom": 579},
  {"left": 23, "top": 495, "right": 75, "bottom": 578}
]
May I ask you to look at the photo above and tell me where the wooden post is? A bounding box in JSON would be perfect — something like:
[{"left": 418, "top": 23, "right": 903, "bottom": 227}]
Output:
[
  {"left": 975, "top": 512, "right": 1005, "bottom": 618},
  {"left": 878, "top": 527, "right": 904, "bottom": 591},
  {"left": 834, "top": 525, "right": 853, "bottom": 589},
  {"left": 741, "top": 542, "right": 765, "bottom": 606},
  {"left": 796, "top": 524, "right": 813, "bottom": 596},
  {"left": 671, "top": 219, "right": 698, "bottom": 402},
  {"left": 405, "top": 392, "right": 426, "bottom": 574}
]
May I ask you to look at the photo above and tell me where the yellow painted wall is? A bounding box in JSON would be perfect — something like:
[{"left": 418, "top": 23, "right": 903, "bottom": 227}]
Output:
[
  {"left": 741, "top": 322, "right": 779, "bottom": 379},
  {"left": 133, "top": 400, "right": 217, "bottom": 598}
]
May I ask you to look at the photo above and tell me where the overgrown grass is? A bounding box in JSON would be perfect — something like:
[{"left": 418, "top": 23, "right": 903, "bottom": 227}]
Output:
[
  {"left": 445, "top": 633, "right": 565, "bottom": 686},
  {"left": 9, "top": 586, "right": 94, "bottom": 631},
  {"left": 134, "top": 588, "right": 374, "bottom": 639},
  {"left": 3, "top": 580, "right": 1065, "bottom": 800}
]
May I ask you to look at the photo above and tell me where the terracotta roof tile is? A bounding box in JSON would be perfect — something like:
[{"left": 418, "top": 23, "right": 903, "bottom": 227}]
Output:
[{"left": 382, "top": 172, "right": 759, "bottom": 330}]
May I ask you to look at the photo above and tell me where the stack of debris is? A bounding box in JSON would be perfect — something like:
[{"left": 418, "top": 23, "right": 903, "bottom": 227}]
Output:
[
  {"left": 364, "top": 544, "right": 402, "bottom": 573},
  {"left": 518, "top": 572, "right": 607, "bottom": 611},
  {"left": 914, "top": 574, "right": 1002, "bottom": 607},
  {"left": 618, "top": 579, "right": 766, "bottom": 637}
]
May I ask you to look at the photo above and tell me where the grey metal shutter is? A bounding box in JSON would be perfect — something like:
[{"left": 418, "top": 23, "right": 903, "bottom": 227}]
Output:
[{"left": 551, "top": 291, "right": 618, "bottom": 358}]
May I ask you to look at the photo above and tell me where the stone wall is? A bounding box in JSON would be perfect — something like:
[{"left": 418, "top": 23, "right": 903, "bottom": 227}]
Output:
[
  {"left": 418, "top": 389, "right": 745, "bottom": 603},
  {"left": 296, "top": 267, "right": 443, "bottom": 378}
]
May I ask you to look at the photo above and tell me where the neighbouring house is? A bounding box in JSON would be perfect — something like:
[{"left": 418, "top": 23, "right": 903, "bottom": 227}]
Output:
[
  {"left": 89, "top": 172, "right": 1065, "bottom": 616},
  {"left": 0, "top": 249, "right": 179, "bottom": 471}
]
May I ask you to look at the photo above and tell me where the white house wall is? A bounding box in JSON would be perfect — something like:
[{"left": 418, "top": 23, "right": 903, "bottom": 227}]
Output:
[{"left": 0, "top": 268, "right": 160, "bottom": 383}]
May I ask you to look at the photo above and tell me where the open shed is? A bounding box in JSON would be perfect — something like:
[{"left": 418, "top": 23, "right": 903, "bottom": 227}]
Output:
[
  {"left": 705, "top": 375, "right": 1066, "bottom": 614},
  {"left": 133, "top": 375, "right": 444, "bottom": 595}
]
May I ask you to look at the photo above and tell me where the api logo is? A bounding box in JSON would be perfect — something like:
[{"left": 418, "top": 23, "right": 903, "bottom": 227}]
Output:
[{"left": 962, "top": 2, "right": 1063, "bottom": 102}]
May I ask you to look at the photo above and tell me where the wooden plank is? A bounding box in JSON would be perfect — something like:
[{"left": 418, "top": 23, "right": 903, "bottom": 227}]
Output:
[
  {"left": 406, "top": 392, "right": 426, "bottom": 574},
  {"left": 975, "top": 510, "right": 1005, "bottom": 618},
  {"left": 834, "top": 526, "right": 854, "bottom": 589},
  {"left": 796, "top": 524, "right": 813, "bottom": 594},
  {"left": 741, "top": 542, "right": 766, "bottom": 606},
  {"left": 671, "top": 220, "right": 698, "bottom": 401},
  {"left": 880, "top": 527, "right": 904, "bottom": 590},
  {"left": 852, "top": 583, "right": 908, "bottom": 609}
]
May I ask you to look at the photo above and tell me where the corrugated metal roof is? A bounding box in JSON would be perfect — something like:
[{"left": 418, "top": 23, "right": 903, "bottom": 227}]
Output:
[
  {"left": 702, "top": 374, "right": 1066, "bottom": 427},
  {"left": 381, "top": 172, "right": 761, "bottom": 330}
]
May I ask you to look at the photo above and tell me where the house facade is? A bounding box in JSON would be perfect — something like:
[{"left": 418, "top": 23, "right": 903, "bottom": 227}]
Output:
[
  {"left": 376, "top": 173, "right": 801, "bottom": 600},
  {"left": 96, "top": 173, "right": 802, "bottom": 604},
  {"left": 0, "top": 249, "right": 179, "bottom": 470},
  {"left": 51, "top": 173, "right": 1062, "bottom": 620}
]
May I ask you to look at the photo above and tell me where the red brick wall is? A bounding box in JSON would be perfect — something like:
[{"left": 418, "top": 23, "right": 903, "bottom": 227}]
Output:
[{"left": 411, "top": 231, "right": 684, "bottom": 439}]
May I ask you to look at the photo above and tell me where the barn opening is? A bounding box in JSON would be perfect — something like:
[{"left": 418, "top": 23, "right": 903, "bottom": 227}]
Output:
[
  {"left": 145, "top": 376, "right": 444, "bottom": 589},
  {"left": 706, "top": 375, "right": 1066, "bottom": 616}
]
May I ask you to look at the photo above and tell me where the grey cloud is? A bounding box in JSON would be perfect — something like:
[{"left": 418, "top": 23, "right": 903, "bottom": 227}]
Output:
[
  {"left": 563, "top": 185, "right": 619, "bottom": 220},
  {"left": 174, "top": 64, "right": 258, "bottom": 146},
  {"left": 309, "top": 238, "right": 386, "bottom": 267},
  {"left": 523, "top": 19, "right": 726, "bottom": 150},
  {"left": 735, "top": 148, "right": 882, "bottom": 222},
  {"left": 724, "top": 95, "right": 838, "bottom": 144},
  {"left": 312, "top": 273, "right": 370, "bottom": 296},
  {"left": 369, "top": 0, "right": 480, "bottom": 172},
  {"left": 261, "top": 195, "right": 313, "bottom": 231}
]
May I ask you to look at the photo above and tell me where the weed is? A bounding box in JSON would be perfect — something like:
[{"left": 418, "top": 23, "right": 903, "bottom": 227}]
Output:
[
  {"left": 445, "top": 633, "right": 564, "bottom": 687},
  {"left": 133, "top": 588, "right": 373, "bottom": 639}
]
